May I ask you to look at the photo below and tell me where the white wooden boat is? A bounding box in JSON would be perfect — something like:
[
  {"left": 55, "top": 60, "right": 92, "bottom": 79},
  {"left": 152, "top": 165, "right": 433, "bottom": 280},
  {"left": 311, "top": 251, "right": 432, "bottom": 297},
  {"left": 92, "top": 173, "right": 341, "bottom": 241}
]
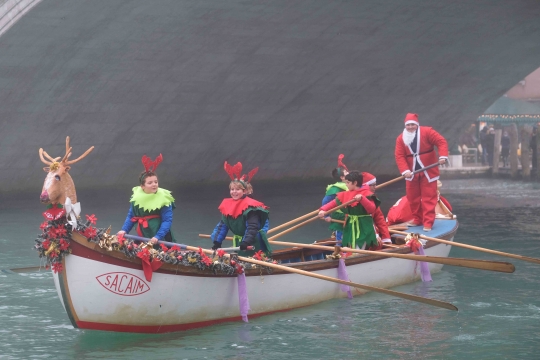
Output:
[{"left": 52, "top": 219, "right": 458, "bottom": 333}]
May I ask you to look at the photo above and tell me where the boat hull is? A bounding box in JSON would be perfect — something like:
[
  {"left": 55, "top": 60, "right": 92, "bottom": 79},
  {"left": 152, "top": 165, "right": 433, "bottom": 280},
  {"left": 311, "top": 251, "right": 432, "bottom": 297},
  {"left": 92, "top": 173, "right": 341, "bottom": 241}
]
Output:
[{"left": 53, "top": 220, "right": 457, "bottom": 333}]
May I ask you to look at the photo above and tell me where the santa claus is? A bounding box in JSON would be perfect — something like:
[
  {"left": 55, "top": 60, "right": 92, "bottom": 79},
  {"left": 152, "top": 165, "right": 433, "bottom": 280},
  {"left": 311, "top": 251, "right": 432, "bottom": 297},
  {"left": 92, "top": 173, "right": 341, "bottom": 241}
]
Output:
[{"left": 394, "top": 113, "right": 448, "bottom": 231}]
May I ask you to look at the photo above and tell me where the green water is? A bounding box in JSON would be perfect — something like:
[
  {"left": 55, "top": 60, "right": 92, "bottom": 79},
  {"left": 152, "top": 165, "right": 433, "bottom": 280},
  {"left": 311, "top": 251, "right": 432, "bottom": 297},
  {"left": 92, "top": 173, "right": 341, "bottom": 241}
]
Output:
[{"left": 1, "top": 179, "right": 540, "bottom": 359}]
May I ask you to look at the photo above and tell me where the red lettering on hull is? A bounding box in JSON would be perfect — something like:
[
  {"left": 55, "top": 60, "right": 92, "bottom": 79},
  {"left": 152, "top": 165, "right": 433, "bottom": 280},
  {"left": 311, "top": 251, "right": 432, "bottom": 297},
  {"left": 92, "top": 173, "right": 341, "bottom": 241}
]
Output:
[{"left": 96, "top": 272, "right": 150, "bottom": 296}]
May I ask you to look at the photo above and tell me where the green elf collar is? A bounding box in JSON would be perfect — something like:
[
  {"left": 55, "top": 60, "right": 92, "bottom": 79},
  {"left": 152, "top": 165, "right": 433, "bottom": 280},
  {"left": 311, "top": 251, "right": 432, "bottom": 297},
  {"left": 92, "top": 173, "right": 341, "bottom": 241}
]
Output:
[
  {"left": 326, "top": 182, "right": 348, "bottom": 193},
  {"left": 130, "top": 187, "right": 175, "bottom": 212}
]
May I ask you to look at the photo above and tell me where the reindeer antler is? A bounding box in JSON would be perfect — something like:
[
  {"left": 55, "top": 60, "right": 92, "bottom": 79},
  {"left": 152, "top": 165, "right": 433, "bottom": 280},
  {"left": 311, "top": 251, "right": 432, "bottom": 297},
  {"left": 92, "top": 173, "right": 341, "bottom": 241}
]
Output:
[
  {"left": 224, "top": 161, "right": 236, "bottom": 180},
  {"left": 152, "top": 154, "right": 163, "bottom": 171},
  {"left": 232, "top": 162, "right": 242, "bottom": 180},
  {"left": 142, "top": 154, "right": 163, "bottom": 172},
  {"left": 337, "top": 154, "right": 348, "bottom": 171},
  {"left": 62, "top": 136, "right": 94, "bottom": 165},
  {"left": 246, "top": 167, "right": 259, "bottom": 182},
  {"left": 224, "top": 161, "right": 244, "bottom": 180}
]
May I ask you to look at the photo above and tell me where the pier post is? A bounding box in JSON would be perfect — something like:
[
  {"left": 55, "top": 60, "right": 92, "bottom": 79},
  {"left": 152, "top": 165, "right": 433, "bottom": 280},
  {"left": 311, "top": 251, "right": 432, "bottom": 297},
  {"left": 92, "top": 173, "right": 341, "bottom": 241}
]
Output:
[
  {"left": 493, "top": 129, "right": 502, "bottom": 175},
  {"left": 509, "top": 123, "right": 519, "bottom": 179},
  {"left": 520, "top": 125, "right": 532, "bottom": 180}
]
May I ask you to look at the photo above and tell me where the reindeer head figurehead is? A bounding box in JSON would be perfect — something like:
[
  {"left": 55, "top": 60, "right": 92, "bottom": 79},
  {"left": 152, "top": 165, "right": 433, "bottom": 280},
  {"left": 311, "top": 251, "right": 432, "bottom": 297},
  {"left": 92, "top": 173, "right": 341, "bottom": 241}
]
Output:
[{"left": 39, "top": 136, "right": 94, "bottom": 205}]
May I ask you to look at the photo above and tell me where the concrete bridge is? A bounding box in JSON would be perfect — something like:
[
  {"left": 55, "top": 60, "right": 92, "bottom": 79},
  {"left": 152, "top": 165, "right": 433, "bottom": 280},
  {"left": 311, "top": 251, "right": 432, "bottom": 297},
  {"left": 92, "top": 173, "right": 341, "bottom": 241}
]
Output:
[{"left": 1, "top": 0, "right": 540, "bottom": 192}]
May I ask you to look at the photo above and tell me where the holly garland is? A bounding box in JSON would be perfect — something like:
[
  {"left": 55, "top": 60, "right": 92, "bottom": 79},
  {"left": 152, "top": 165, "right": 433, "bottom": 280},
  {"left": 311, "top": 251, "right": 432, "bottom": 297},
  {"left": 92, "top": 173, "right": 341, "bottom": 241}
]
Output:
[
  {"left": 34, "top": 214, "right": 105, "bottom": 273},
  {"left": 116, "top": 236, "right": 276, "bottom": 276},
  {"left": 35, "top": 214, "right": 276, "bottom": 276}
]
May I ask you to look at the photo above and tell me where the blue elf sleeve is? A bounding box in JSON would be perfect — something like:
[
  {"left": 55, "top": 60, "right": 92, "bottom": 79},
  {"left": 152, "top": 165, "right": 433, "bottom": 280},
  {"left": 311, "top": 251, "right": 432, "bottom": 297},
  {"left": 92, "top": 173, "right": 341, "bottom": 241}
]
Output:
[
  {"left": 211, "top": 220, "right": 229, "bottom": 244},
  {"left": 322, "top": 194, "right": 336, "bottom": 206},
  {"left": 262, "top": 218, "right": 269, "bottom": 233},
  {"left": 155, "top": 205, "right": 173, "bottom": 240},
  {"left": 121, "top": 206, "right": 135, "bottom": 233}
]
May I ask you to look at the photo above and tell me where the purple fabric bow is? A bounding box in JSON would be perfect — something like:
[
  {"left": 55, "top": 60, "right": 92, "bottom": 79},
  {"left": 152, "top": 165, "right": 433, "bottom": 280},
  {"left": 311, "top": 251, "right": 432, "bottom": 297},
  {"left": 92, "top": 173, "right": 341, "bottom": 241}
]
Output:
[
  {"left": 237, "top": 272, "right": 251, "bottom": 322},
  {"left": 416, "top": 246, "right": 432, "bottom": 282},
  {"left": 338, "top": 259, "right": 353, "bottom": 299}
]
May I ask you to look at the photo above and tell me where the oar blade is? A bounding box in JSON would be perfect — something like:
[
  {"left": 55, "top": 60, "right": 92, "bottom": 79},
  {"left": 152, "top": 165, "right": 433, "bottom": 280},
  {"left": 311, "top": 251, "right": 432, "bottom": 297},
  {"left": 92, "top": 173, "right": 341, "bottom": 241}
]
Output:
[
  {"left": 349, "top": 281, "right": 458, "bottom": 311},
  {"left": 4, "top": 266, "right": 44, "bottom": 274},
  {"left": 446, "top": 258, "right": 515, "bottom": 273}
]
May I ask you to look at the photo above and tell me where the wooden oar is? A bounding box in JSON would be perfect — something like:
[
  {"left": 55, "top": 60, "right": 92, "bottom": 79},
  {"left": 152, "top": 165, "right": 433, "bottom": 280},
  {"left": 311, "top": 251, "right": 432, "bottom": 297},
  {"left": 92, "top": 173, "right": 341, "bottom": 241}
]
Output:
[
  {"left": 198, "top": 235, "right": 515, "bottom": 273},
  {"left": 237, "top": 254, "right": 457, "bottom": 311},
  {"left": 266, "top": 240, "right": 515, "bottom": 273},
  {"left": 263, "top": 163, "right": 440, "bottom": 238},
  {"left": 390, "top": 229, "right": 540, "bottom": 265},
  {"left": 267, "top": 199, "right": 357, "bottom": 241},
  {"left": 130, "top": 234, "right": 457, "bottom": 310},
  {"left": 375, "top": 162, "right": 441, "bottom": 190},
  {"left": 2, "top": 266, "right": 43, "bottom": 274},
  {"left": 267, "top": 210, "right": 319, "bottom": 235}
]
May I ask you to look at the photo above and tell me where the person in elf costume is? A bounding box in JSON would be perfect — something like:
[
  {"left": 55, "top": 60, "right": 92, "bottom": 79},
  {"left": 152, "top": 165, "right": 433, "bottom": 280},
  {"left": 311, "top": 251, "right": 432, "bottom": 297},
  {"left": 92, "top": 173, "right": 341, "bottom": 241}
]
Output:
[
  {"left": 245, "top": 179, "right": 270, "bottom": 233},
  {"left": 117, "top": 154, "right": 175, "bottom": 246},
  {"left": 211, "top": 161, "right": 272, "bottom": 257},
  {"left": 361, "top": 172, "right": 391, "bottom": 247},
  {"left": 318, "top": 171, "right": 380, "bottom": 249},
  {"left": 321, "top": 154, "right": 349, "bottom": 245}
]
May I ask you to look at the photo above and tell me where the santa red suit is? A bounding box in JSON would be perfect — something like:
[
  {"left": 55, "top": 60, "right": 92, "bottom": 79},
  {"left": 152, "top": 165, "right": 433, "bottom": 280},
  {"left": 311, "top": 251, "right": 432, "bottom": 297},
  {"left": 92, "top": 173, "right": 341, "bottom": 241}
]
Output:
[
  {"left": 387, "top": 194, "right": 453, "bottom": 225},
  {"left": 395, "top": 113, "right": 448, "bottom": 229}
]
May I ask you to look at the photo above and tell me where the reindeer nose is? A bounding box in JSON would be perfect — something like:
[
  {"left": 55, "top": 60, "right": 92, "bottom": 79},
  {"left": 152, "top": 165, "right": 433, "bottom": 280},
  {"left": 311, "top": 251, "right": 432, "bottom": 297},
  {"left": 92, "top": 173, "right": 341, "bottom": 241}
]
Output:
[{"left": 40, "top": 191, "right": 49, "bottom": 203}]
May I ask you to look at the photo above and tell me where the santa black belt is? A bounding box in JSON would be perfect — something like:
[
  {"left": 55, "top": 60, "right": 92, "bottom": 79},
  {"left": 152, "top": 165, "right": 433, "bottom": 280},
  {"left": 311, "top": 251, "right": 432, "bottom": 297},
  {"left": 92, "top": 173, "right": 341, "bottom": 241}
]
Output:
[{"left": 406, "top": 149, "right": 434, "bottom": 157}]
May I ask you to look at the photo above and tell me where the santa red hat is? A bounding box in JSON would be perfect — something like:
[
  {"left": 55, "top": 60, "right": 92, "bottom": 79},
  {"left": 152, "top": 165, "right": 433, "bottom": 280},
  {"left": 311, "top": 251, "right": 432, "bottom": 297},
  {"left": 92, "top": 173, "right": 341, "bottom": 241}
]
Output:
[
  {"left": 362, "top": 172, "right": 376, "bottom": 186},
  {"left": 404, "top": 113, "right": 419, "bottom": 126}
]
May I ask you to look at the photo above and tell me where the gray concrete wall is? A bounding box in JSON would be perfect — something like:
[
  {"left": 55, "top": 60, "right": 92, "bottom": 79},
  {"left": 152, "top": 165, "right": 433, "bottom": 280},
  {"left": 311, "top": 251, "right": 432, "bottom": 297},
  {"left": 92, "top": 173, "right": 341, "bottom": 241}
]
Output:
[{"left": 1, "top": 0, "right": 540, "bottom": 193}]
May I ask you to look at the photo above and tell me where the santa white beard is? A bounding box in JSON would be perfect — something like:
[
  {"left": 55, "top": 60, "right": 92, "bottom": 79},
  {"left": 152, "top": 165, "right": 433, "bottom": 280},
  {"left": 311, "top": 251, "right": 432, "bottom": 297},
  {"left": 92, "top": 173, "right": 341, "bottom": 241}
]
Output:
[{"left": 402, "top": 128, "right": 416, "bottom": 146}]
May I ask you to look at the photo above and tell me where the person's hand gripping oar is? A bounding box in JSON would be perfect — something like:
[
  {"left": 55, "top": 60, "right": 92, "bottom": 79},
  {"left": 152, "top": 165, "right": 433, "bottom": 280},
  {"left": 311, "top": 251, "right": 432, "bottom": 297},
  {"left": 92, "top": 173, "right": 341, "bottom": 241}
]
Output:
[{"left": 375, "top": 162, "right": 442, "bottom": 190}]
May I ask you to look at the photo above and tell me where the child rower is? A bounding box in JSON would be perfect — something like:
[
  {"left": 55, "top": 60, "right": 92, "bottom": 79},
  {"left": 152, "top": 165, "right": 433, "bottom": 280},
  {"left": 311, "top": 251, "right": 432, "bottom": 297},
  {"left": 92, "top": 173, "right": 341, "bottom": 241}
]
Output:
[
  {"left": 318, "top": 171, "right": 379, "bottom": 249},
  {"left": 210, "top": 162, "right": 272, "bottom": 257},
  {"left": 321, "top": 154, "right": 349, "bottom": 245},
  {"left": 117, "top": 154, "right": 176, "bottom": 246},
  {"left": 361, "top": 172, "right": 391, "bottom": 248}
]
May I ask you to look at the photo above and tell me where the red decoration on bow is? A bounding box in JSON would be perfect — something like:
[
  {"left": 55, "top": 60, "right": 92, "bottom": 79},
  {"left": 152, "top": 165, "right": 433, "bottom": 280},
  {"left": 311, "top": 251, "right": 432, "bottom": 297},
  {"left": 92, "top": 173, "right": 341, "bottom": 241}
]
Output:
[
  {"left": 170, "top": 245, "right": 181, "bottom": 252},
  {"left": 86, "top": 214, "right": 97, "bottom": 225},
  {"left": 201, "top": 256, "right": 213, "bottom": 266},
  {"left": 42, "top": 204, "right": 65, "bottom": 221},
  {"left": 160, "top": 243, "right": 168, "bottom": 252},
  {"left": 235, "top": 264, "right": 244, "bottom": 274},
  {"left": 137, "top": 248, "right": 162, "bottom": 282},
  {"left": 142, "top": 154, "right": 163, "bottom": 173},
  {"left": 217, "top": 249, "right": 225, "bottom": 257},
  {"left": 59, "top": 239, "right": 70, "bottom": 251},
  {"left": 253, "top": 250, "right": 265, "bottom": 261},
  {"left": 197, "top": 247, "right": 205, "bottom": 257},
  {"left": 40, "top": 222, "right": 48, "bottom": 231},
  {"left": 42, "top": 240, "right": 51, "bottom": 250},
  {"left": 117, "top": 233, "right": 125, "bottom": 245},
  {"left": 47, "top": 227, "right": 58, "bottom": 238},
  {"left": 52, "top": 262, "right": 63, "bottom": 273},
  {"left": 55, "top": 224, "right": 67, "bottom": 237},
  {"left": 83, "top": 227, "right": 97, "bottom": 239},
  {"left": 337, "top": 154, "right": 349, "bottom": 171}
]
